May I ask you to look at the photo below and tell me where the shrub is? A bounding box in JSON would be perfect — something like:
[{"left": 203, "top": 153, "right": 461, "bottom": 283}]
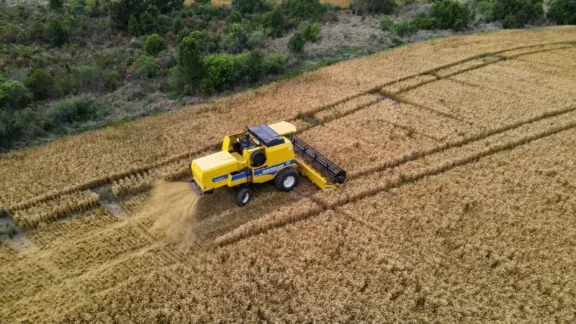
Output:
[
  {"left": 128, "top": 14, "right": 140, "bottom": 36},
  {"left": 200, "top": 53, "right": 236, "bottom": 93},
  {"left": 298, "top": 21, "right": 321, "bottom": 42},
  {"left": 288, "top": 32, "right": 306, "bottom": 54},
  {"left": 48, "top": 19, "right": 70, "bottom": 46},
  {"left": 235, "top": 51, "right": 264, "bottom": 83},
  {"left": 380, "top": 16, "right": 394, "bottom": 31},
  {"left": 351, "top": 0, "right": 396, "bottom": 15},
  {"left": 109, "top": 0, "right": 148, "bottom": 30},
  {"left": 139, "top": 12, "right": 157, "bottom": 35},
  {"left": 393, "top": 21, "right": 417, "bottom": 37},
  {"left": 72, "top": 65, "right": 103, "bottom": 92},
  {"left": 144, "top": 34, "right": 167, "bottom": 56},
  {"left": 231, "top": 0, "right": 271, "bottom": 14},
  {"left": 477, "top": 1, "right": 495, "bottom": 21},
  {"left": 0, "top": 80, "right": 33, "bottom": 111},
  {"left": 49, "top": 0, "right": 64, "bottom": 10},
  {"left": 411, "top": 14, "right": 439, "bottom": 29},
  {"left": 104, "top": 70, "right": 121, "bottom": 91},
  {"left": 247, "top": 29, "right": 266, "bottom": 48},
  {"left": 281, "top": 0, "right": 327, "bottom": 21},
  {"left": 12, "top": 107, "right": 48, "bottom": 140},
  {"left": 262, "top": 54, "right": 286, "bottom": 75},
  {"left": 429, "top": 0, "right": 471, "bottom": 30},
  {"left": 47, "top": 97, "right": 94, "bottom": 124},
  {"left": 548, "top": 0, "right": 576, "bottom": 24},
  {"left": 149, "top": 0, "right": 185, "bottom": 13},
  {"left": 134, "top": 55, "right": 159, "bottom": 78},
  {"left": 493, "top": 0, "right": 543, "bottom": 28},
  {"left": 262, "top": 8, "right": 290, "bottom": 37},
  {"left": 25, "top": 69, "right": 54, "bottom": 100},
  {"left": 178, "top": 34, "right": 205, "bottom": 91}
]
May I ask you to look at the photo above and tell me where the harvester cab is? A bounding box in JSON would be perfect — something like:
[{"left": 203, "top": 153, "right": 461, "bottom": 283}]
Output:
[{"left": 190, "top": 121, "right": 346, "bottom": 206}]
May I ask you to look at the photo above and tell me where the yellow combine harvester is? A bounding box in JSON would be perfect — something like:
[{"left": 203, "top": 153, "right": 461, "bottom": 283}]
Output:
[{"left": 190, "top": 121, "right": 347, "bottom": 206}]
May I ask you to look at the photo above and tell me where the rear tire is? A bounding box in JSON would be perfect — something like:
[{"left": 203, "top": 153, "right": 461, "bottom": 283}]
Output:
[
  {"left": 274, "top": 168, "right": 299, "bottom": 192},
  {"left": 235, "top": 187, "right": 252, "bottom": 207}
]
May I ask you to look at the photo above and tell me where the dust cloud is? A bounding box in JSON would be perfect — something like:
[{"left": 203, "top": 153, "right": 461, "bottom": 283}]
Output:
[{"left": 141, "top": 181, "right": 233, "bottom": 246}]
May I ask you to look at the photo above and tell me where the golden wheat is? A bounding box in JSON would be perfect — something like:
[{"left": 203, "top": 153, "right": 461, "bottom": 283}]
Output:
[{"left": 11, "top": 190, "right": 100, "bottom": 228}]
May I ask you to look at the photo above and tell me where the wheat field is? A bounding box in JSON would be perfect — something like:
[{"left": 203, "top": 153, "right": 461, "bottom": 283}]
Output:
[{"left": 1, "top": 26, "right": 576, "bottom": 323}]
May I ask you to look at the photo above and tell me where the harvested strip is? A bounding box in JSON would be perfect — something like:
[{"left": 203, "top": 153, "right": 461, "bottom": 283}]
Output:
[
  {"left": 517, "top": 47, "right": 576, "bottom": 70},
  {"left": 315, "top": 94, "right": 381, "bottom": 121},
  {"left": 11, "top": 190, "right": 100, "bottom": 229},
  {"left": 26, "top": 208, "right": 118, "bottom": 249},
  {"left": 380, "top": 74, "right": 437, "bottom": 94},
  {"left": 369, "top": 100, "right": 475, "bottom": 141},
  {"left": 434, "top": 55, "right": 501, "bottom": 78},
  {"left": 499, "top": 42, "right": 574, "bottom": 58},
  {"left": 213, "top": 199, "right": 322, "bottom": 246}
]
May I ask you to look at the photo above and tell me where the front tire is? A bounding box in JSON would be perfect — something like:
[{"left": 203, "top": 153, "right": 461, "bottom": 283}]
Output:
[
  {"left": 235, "top": 187, "right": 252, "bottom": 207},
  {"left": 274, "top": 168, "right": 299, "bottom": 192}
]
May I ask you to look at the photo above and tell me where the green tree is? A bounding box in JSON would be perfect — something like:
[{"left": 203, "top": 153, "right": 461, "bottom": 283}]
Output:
[
  {"left": 262, "top": 54, "right": 286, "bottom": 75},
  {"left": 493, "top": 0, "right": 543, "bottom": 28},
  {"left": 281, "top": 0, "right": 327, "bottom": 20},
  {"left": 139, "top": 12, "right": 156, "bottom": 35},
  {"left": 149, "top": 0, "right": 185, "bottom": 13},
  {"left": 48, "top": 19, "right": 70, "bottom": 46},
  {"left": 25, "top": 69, "right": 54, "bottom": 100},
  {"left": 49, "top": 0, "right": 64, "bottom": 10},
  {"left": 108, "top": 0, "right": 147, "bottom": 30},
  {"left": 231, "top": 0, "right": 271, "bottom": 14},
  {"left": 0, "top": 80, "right": 33, "bottom": 111},
  {"left": 298, "top": 21, "right": 321, "bottom": 42},
  {"left": 380, "top": 16, "right": 394, "bottom": 31},
  {"left": 200, "top": 53, "right": 236, "bottom": 93},
  {"left": 429, "top": 0, "right": 471, "bottom": 30},
  {"left": 262, "top": 8, "right": 289, "bottom": 37},
  {"left": 178, "top": 35, "right": 205, "bottom": 91},
  {"left": 548, "top": 0, "right": 576, "bottom": 24},
  {"left": 351, "top": 0, "right": 396, "bottom": 15},
  {"left": 288, "top": 32, "right": 306, "bottom": 54},
  {"left": 144, "top": 34, "right": 167, "bottom": 56},
  {"left": 128, "top": 14, "right": 140, "bottom": 35}
]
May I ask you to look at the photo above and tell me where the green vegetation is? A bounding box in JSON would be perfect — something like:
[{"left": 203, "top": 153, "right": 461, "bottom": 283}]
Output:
[
  {"left": 351, "top": 0, "right": 396, "bottom": 15},
  {"left": 548, "top": 0, "right": 576, "bottom": 24},
  {"left": 493, "top": 0, "right": 544, "bottom": 28},
  {"left": 0, "top": 0, "right": 560, "bottom": 151}
]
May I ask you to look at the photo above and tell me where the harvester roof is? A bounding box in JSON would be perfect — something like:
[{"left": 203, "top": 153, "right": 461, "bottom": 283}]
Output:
[{"left": 247, "top": 124, "right": 285, "bottom": 147}]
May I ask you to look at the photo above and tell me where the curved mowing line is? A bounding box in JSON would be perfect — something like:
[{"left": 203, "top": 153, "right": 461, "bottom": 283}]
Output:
[{"left": 7, "top": 41, "right": 576, "bottom": 214}]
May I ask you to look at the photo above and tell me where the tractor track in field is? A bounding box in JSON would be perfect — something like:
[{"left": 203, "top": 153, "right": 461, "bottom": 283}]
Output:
[{"left": 5, "top": 41, "right": 576, "bottom": 229}]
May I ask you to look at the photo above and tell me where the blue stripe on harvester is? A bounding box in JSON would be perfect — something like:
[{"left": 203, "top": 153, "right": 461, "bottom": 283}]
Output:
[
  {"left": 212, "top": 174, "right": 228, "bottom": 182},
  {"left": 231, "top": 171, "right": 250, "bottom": 181},
  {"left": 253, "top": 160, "right": 295, "bottom": 176}
]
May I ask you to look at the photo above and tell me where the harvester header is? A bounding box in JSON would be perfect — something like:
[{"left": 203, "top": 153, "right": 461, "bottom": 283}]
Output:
[{"left": 190, "top": 121, "right": 346, "bottom": 206}]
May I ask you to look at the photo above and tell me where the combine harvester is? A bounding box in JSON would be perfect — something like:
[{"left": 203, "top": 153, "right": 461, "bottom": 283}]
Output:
[{"left": 190, "top": 121, "right": 347, "bottom": 206}]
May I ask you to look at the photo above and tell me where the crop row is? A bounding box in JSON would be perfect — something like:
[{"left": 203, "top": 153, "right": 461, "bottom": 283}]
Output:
[
  {"left": 111, "top": 172, "right": 154, "bottom": 198},
  {"left": 11, "top": 190, "right": 100, "bottom": 229},
  {"left": 214, "top": 199, "right": 322, "bottom": 246},
  {"left": 26, "top": 208, "right": 118, "bottom": 249}
]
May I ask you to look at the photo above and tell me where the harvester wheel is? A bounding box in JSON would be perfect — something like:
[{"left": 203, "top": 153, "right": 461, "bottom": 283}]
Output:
[
  {"left": 274, "top": 168, "right": 299, "bottom": 192},
  {"left": 235, "top": 187, "right": 252, "bottom": 207}
]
